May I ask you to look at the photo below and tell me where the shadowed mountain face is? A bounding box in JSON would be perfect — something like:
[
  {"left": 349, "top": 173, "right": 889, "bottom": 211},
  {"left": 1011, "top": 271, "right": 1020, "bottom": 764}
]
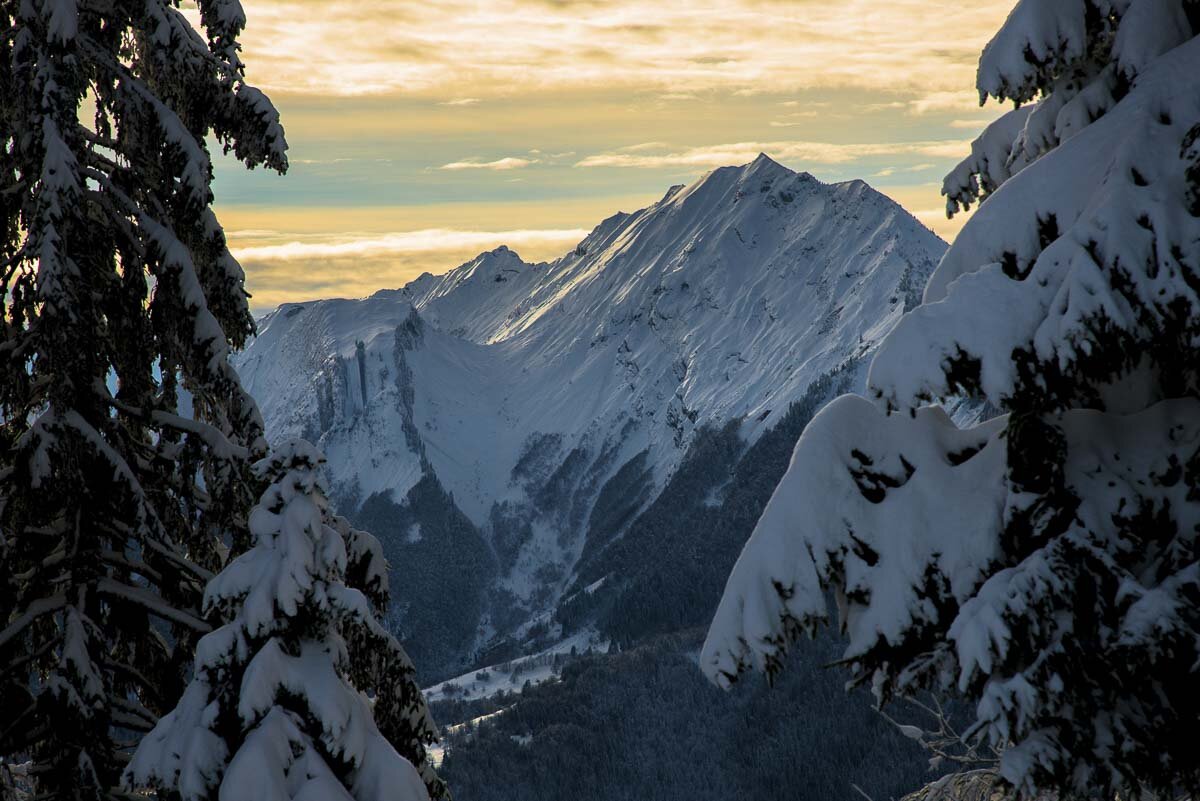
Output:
[{"left": 234, "top": 154, "right": 946, "bottom": 680}]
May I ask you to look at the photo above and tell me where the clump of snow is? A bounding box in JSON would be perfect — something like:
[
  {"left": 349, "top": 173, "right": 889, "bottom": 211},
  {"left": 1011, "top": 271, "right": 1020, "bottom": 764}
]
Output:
[{"left": 977, "top": 0, "right": 1091, "bottom": 105}]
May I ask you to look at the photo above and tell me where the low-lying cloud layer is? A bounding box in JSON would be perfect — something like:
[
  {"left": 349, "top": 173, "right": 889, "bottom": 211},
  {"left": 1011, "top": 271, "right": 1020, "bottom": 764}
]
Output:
[
  {"left": 233, "top": 228, "right": 588, "bottom": 309},
  {"left": 232, "top": 227, "right": 589, "bottom": 263}
]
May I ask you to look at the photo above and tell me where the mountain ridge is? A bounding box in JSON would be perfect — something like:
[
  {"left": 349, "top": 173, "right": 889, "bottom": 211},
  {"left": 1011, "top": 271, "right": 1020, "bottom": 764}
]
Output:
[{"left": 234, "top": 154, "right": 947, "bottom": 679}]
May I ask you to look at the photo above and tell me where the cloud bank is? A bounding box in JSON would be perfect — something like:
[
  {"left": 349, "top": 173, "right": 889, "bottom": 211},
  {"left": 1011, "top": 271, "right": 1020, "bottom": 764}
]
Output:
[{"left": 211, "top": 0, "right": 1012, "bottom": 101}]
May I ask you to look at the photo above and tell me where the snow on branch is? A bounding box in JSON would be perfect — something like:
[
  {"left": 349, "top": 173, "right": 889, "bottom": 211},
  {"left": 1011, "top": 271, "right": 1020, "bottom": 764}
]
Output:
[
  {"left": 702, "top": 395, "right": 1007, "bottom": 686},
  {"left": 942, "top": 107, "right": 1033, "bottom": 217},
  {"left": 891, "top": 36, "right": 1200, "bottom": 411},
  {"left": 706, "top": 23, "right": 1200, "bottom": 797},
  {"left": 704, "top": 392, "right": 1200, "bottom": 796},
  {"left": 95, "top": 579, "right": 210, "bottom": 633},
  {"left": 1, "top": 0, "right": 290, "bottom": 794},
  {"left": 953, "top": 1, "right": 1196, "bottom": 225},
  {"left": 0, "top": 595, "right": 68, "bottom": 652},
  {"left": 977, "top": 0, "right": 1093, "bottom": 105}
]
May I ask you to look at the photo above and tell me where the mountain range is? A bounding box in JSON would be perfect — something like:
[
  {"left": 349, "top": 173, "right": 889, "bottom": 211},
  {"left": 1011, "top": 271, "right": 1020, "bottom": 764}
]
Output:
[{"left": 233, "top": 153, "right": 947, "bottom": 682}]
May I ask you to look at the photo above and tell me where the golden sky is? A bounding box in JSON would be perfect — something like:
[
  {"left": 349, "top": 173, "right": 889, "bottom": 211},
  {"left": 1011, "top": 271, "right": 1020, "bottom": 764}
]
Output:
[{"left": 207, "top": 0, "right": 1017, "bottom": 310}]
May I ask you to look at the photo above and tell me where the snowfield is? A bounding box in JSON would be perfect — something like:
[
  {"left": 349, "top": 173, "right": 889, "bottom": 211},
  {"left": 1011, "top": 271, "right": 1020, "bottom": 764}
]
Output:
[{"left": 424, "top": 628, "right": 606, "bottom": 704}]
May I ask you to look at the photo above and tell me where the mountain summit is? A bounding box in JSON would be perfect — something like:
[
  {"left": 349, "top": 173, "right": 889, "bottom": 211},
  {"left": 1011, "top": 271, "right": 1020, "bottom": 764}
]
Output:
[{"left": 234, "top": 158, "right": 946, "bottom": 678}]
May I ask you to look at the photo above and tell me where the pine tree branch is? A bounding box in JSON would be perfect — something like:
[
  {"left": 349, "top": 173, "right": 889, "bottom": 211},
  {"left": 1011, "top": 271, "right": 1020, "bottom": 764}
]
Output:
[
  {"left": 94, "top": 517, "right": 216, "bottom": 584},
  {"left": 78, "top": 126, "right": 120, "bottom": 152},
  {"left": 106, "top": 397, "right": 250, "bottom": 461},
  {"left": 108, "top": 697, "right": 157, "bottom": 731},
  {"left": 81, "top": 146, "right": 120, "bottom": 173},
  {"left": 0, "top": 594, "right": 68, "bottom": 651},
  {"left": 139, "top": 533, "right": 216, "bottom": 585},
  {"left": 94, "top": 579, "right": 210, "bottom": 633},
  {"left": 80, "top": 43, "right": 212, "bottom": 207},
  {"left": 100, "top": 659, "right": 164, "bottom": 706},
  {"left": 0, "top": 638, "right": 55, "bottom": 677},
  {"left": 0, "top": 701, "right": 37, "bottom": 751},
  {"left": 43, "top": 408, "right": 175, "bottom": 548},
  {"left": 79, "top": 168, "right": 166, "bottom": 238},
  {"left": 9, "top": 544, "right": 67, "bottom": 584},
  {"left": 98, "top": 549, "right": 164, "bottom": 585},
  {"left": 0, "top": 246, "right": 27, "bottom": 272},
  {"left": 82, "top": 185, "right": 145, "bottom": 256}
]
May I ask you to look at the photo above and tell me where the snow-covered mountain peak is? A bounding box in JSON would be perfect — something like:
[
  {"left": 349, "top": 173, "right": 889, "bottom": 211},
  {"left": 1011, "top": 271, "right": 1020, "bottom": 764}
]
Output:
[
  {"left": 391, "top": 158, "right": 913, "bottom": 352},
  {"left": 234, "top": 158, "right": 948, "bottom": 672},
  {"left": 432, "top": 245, "right": 532, "bottom": 289},
  {"left": 667, "top": 153, "right": 806, "bottom": 209},
  {"left": 241, "top": 155, "right": 946, "bottom": 510}
]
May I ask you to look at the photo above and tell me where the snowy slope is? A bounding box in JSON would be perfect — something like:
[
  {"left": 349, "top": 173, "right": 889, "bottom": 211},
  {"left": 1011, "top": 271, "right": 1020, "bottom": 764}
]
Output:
[{"left": 234, "top": 155, "right": 945, "bottom": 668}]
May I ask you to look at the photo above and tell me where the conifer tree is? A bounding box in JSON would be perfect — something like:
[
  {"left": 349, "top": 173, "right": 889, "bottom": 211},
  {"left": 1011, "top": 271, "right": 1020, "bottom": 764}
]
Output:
[
  {"left": 125, "top": 441, "right": 441, "bottom": 801},
  {"left": 704, "top": 3, "right": 1200, "bottom": 800},
  {"left": 0, "top": 0, "right": 285, "bottom": 795}
]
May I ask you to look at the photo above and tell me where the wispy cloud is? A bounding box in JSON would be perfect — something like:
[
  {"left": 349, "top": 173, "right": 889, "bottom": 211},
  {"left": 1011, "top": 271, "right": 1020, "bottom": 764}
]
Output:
[
  {"left": 439, "top": 97, "right": 482, "bottom": 106},
  {"left": 290, "top": 157, "right": 353, "bottom": 165},
  {"left": 616, "top": 142, "right": 672, "bottom": 153},
  {"left": 861, "top": 101, "right": 909, "bottom": 112},
  {"left": 232, "top": 228, "right": 589, "bottom": 262},
  {"left": 874, "top": 162, "right": 937, "bottom": 177},
  {"left": 948, "top": 118, "right": 993, "bottom": 130},
  {"left": 909, "top": 90, "right": 985, "bottom": 114},
  {"left": 576, "top": 140, "right": 971, "bottom": 169},
  {"left": 438, "top": 157, "right": 540, "bottom": 171}
]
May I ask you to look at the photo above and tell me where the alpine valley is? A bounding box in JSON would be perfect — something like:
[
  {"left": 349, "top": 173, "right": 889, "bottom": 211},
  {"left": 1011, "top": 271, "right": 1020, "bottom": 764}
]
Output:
[{"left": 234, "top": 154, "right": 946, "bottom": 688}]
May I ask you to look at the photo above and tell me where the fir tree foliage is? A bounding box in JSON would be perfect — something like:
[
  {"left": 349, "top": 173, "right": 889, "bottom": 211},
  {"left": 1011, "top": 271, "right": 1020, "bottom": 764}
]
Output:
[
  {"left": 704, "top": 3, "right": 1200, "bottom": 800},
  {"left": 125, "top": 440, "right": 442, "bottom": 801},
  {"left": 0, "top": 0, "right": 285, "bottom": 796}
]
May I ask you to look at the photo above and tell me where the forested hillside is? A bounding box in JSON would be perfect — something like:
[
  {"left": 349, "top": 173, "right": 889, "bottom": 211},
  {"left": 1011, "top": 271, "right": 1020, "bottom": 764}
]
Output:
[{"left": 439, "top": 632, "right": 941, "bottom": 801}]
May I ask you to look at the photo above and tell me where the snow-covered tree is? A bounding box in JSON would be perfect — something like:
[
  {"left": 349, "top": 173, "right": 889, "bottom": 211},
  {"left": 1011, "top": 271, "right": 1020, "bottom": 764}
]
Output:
[
  {"left": 125, "top": 441, "right": 442, "bottom": 801},
  {"left": 0, "top": 0, "right": 285, "bottom": 795},
  {"left": 703, "top": 4, "right": 1200, "bottom": 800}
]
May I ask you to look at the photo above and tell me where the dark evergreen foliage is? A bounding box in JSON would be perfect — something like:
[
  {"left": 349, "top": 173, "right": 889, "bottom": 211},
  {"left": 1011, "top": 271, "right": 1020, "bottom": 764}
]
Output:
[
  {"left": 354, "top": 477, "right": 496, "bottom": 683},
  {"left": 0, "top": 3, "right": 447, "bottom": 797},
  {"left": 0, "top": 0, "right": 284, "bottom": 795},
  {"left": 439, "top": 632, "right": 941, "bottom": 801}
]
